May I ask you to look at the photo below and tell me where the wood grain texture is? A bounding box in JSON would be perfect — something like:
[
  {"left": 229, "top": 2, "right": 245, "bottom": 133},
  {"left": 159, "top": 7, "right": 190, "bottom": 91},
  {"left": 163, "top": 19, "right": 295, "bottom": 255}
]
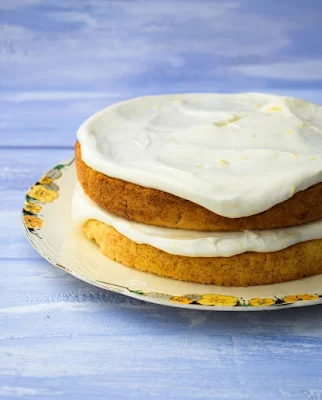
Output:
[
  {"left": 2, "top": 258, "right": 322, "bottom": 400},
  {"left": 0, "top": 149, "right": 72, "bottom": 191},
  {"left": 0, "top": 97, "right": 123, "bottom": 147},
  {"left": 2, "top": 0, "right": 322, "bottom": 399}
]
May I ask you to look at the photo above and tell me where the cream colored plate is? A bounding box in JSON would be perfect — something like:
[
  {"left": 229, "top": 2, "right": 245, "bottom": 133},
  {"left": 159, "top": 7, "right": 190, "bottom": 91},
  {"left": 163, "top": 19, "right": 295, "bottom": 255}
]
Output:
[{"left": 21, "top": 158, "right": 322, "bottom": 311}]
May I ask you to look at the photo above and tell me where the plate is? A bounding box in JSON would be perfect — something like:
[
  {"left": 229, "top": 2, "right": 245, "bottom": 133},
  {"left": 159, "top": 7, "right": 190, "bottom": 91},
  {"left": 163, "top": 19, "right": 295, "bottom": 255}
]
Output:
[{"left": 22, "top": 158, "right": 322, "bottom": 311}]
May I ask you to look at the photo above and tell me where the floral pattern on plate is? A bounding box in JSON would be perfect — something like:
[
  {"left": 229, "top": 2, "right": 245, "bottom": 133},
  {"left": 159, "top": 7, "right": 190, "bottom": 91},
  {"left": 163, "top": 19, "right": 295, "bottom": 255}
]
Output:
[
  {"left": 21, "top": 158, "right": 322, "bottom": 311},
  {"left": 22, "top": 160, "right": 74, "bottom": 237},
  {"left": 127, "top": 291, "right": 322, "bottom": 308}
]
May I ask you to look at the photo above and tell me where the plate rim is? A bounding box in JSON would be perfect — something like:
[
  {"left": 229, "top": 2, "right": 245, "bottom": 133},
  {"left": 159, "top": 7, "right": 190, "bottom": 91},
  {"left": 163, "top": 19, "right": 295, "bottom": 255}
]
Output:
[{"left": 21, "top": 157, "right": 322, "bottom": 312}]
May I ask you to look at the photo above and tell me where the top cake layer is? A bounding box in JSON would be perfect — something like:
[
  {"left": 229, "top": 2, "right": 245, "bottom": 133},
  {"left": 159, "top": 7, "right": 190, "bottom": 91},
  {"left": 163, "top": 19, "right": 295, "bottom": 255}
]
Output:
[{"left": 77, "top": 93, "right": 322, "bottom": 218}]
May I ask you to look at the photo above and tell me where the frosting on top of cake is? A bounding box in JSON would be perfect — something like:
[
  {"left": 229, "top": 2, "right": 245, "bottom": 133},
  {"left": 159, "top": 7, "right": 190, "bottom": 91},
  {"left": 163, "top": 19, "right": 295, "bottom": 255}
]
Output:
[
  {"left": 72, "top": 183, "right": 322, "bottom": 257},
  {"left": 77, "top": 93, "right": 322, "bottom": 218}
]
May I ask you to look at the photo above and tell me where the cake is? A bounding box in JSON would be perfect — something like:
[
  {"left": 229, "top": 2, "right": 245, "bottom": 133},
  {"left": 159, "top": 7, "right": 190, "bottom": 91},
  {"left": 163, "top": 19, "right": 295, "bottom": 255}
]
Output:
[{"left": 73, "top": 93, "right": 322, "bottom": 286}]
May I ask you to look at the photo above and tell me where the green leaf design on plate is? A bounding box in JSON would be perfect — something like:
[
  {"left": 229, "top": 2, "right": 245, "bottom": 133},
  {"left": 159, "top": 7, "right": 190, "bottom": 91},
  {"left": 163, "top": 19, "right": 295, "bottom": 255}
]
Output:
[
  {"left": 130, "top": 290, "right": 145, "bottom": 295},
  {"left": 26, "top": 194, "right": 38, "bottom": 203},
  {"left": 23, "top": 209, "right": 34, "bottom": 216}
]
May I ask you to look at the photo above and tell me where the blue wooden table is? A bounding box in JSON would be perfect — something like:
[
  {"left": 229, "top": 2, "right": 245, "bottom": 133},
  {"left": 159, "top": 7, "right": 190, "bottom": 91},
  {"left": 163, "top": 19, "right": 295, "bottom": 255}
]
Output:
[{"left": 1, "top": 1, "right": 322, "bottom": 399}]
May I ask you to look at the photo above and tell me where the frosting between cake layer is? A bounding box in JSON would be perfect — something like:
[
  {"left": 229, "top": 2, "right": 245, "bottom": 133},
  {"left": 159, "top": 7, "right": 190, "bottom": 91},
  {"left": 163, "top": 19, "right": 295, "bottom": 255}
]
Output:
[
  {"left": 72, "top": 184, "right": 322, "bottom": 257},
  {"left": 77, "top": 93, "right": 322, "bottom": 218}
]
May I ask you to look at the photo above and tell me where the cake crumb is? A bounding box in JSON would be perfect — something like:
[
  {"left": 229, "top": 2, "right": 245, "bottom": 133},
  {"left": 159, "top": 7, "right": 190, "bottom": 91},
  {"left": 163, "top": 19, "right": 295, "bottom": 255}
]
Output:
[
  {"left": 266, "top": 106, "right": 282, "bottom": 112},
  {"left": 216, "top": 115, "right": 242, "bottom": 127},
  {"left": 219, "top": 159, "right": 229, "bottom": 165}
]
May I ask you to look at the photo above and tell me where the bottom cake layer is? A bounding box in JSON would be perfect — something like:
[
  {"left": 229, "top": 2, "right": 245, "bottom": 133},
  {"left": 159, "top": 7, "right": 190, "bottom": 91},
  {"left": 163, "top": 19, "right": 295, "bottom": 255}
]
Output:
[{"left": 83, "top": 219, "right": 322, "bottom": 287}]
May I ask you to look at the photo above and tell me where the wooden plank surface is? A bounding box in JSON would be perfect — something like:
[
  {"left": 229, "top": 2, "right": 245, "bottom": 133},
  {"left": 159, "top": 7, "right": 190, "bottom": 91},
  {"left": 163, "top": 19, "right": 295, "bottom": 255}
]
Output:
[{"left": 2, "top": 257, "right": 322, "bottom": 400}]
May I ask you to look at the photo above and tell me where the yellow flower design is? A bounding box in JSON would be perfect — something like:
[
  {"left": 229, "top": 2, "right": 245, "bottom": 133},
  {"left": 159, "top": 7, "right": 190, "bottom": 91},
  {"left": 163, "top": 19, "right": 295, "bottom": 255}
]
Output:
[
  {"left": 24, "top": 202, "right": 42, "bottom": 214},
  {"left": 28, "top": 185, "right": 58, "bottom": 203},
  {"left": 197, "top": 294, "right": 238, "bottom": 307},
  {"left": 284, "top": 294, "right": 319, "bottom": 303},
  {"left": 39, "top": 176, "right": 53, "bottom": 185},
  {"left": 24, "top": 215, "right": 43, "bottom": 229},
  {"left": 249, "top": 297, "right": 276, "bottom": 307},
  {"left": 266, "top": 106, "right": 283, "bottom": 112},
  {"left": 170, "top": 296, "right": 193, "bottom": 304}
]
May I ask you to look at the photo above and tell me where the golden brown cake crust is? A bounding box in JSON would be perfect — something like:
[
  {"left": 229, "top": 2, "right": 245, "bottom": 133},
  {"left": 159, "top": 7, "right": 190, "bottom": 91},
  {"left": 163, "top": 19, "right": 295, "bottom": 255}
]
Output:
[
  {"left": 76, "top": 141, "right": 322, "bottom": 231},
  {"left": 83, "top": 219, "right": 322, "bottom": 287}
]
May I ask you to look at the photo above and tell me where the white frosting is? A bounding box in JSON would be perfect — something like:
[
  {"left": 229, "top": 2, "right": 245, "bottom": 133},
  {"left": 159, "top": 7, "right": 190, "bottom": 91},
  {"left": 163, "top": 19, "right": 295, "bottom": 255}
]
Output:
[
  {"left": 77, "top": 93, "right": 322, "bottom": 218},
  {"left": 72, "top": 184, "right": 322, "bottom": 257}
]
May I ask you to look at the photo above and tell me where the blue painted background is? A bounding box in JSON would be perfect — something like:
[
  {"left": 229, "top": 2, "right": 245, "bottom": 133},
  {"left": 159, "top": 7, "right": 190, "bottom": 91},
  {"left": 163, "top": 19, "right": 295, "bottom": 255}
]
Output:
[{"left": 1, "top": 1, "right": 322, "bottom": 399}]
